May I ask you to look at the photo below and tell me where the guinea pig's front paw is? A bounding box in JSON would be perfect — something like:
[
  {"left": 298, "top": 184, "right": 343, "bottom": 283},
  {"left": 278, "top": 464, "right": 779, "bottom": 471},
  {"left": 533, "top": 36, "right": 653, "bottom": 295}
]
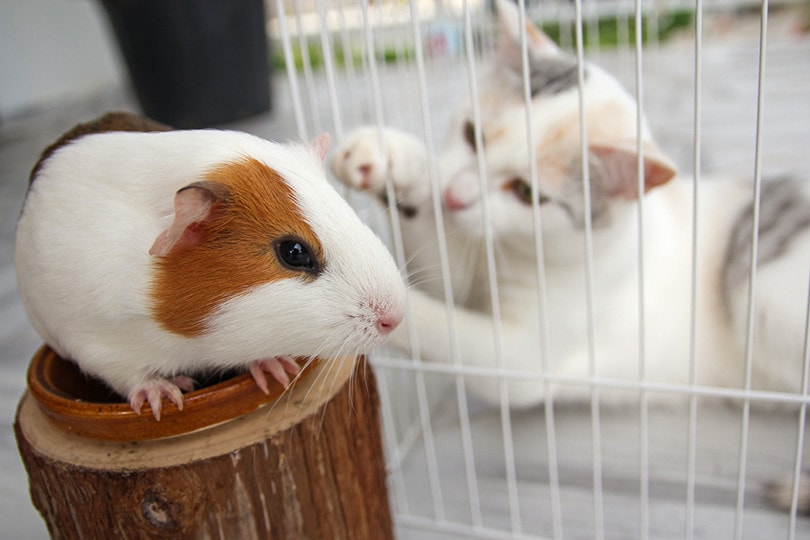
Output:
[
  {"left": 128, "top": 376, "right": 195, "bottom": 421},
  {"left": 248, "top": 356, "right": 301, "bottom": 394}
]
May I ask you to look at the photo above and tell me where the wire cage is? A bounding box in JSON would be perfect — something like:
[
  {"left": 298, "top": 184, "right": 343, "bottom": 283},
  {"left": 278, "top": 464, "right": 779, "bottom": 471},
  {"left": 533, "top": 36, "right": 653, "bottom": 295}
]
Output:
[{"left": 267, "top": 1, "right": 810, "bottom": 538}]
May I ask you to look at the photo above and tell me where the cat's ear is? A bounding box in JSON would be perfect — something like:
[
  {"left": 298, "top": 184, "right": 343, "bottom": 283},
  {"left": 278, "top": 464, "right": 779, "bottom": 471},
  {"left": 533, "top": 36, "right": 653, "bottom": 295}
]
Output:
[
  {"left": 495, "top": 0, "right": 560, "bottom": 62},
  {"left": 589, "top": 140, "right": 677, "bottom": 199}
]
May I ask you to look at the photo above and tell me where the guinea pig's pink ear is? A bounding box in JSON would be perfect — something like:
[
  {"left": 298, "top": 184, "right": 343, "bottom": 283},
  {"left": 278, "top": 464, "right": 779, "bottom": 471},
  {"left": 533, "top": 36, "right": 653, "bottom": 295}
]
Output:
[
  {"left": 310, "top": 132, "right": 330, "bottom": 162},
  {"left": 149, "top": 181, "right": 230, "bottom": 256}
]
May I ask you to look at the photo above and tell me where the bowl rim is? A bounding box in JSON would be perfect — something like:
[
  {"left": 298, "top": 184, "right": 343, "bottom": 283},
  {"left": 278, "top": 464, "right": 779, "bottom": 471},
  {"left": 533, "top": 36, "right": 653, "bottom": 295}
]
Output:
[{"left": 26, "top": 345, "right": 315, "bottom": 441}]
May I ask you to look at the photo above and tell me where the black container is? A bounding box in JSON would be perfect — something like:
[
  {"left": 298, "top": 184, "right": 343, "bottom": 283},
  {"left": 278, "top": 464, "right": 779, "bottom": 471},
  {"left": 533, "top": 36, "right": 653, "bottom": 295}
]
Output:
[{"left": 100, "top": 0, "right": 271, "bottom": 128}]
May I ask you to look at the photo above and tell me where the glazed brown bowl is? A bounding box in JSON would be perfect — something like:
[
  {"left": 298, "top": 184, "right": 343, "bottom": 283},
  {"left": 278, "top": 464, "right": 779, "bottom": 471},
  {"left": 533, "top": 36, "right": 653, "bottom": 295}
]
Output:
[{"left": 26, "top": 345, "right": 315, "bottom": 441}]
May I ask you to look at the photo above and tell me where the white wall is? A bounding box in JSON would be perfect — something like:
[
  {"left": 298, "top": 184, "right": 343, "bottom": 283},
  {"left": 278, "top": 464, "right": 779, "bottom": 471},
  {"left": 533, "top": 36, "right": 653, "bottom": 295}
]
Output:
[{"left": 0, "top": 1, "right": 124, "bottom": 120}]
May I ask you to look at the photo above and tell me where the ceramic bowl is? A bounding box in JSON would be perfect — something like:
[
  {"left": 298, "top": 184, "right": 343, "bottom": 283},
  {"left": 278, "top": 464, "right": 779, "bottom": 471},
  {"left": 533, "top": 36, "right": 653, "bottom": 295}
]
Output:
[{"left": 26, "top": 345, "right": 313, "bottom": 441}]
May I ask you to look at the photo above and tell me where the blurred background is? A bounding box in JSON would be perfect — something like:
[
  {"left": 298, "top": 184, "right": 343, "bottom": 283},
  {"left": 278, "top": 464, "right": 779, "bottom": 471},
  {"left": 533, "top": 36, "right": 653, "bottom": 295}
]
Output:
[{"left": 3, "top": 1, "right": 810, "bottom": 539}]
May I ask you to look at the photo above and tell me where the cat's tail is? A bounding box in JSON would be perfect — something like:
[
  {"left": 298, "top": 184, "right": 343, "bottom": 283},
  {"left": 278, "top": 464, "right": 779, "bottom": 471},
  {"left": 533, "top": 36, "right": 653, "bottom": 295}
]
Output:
[
  {"left": 722, "top": 177, "right": 810, "bottom": 393},
  {"left": 766, "top": 472, "right": 810, "bottom": 515}
]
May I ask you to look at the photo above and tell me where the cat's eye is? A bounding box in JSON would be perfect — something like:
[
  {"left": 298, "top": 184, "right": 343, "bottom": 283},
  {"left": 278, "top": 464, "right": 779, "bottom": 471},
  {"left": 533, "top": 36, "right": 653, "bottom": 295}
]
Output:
[
  {"left": 463, "top": 120, "right": 477, "bottom": 152},
  {"left": 274, "top": 237, "right": 321, "bottom": 275},
  {"left": 508, "top": 178, "right": 550, "bottom": 206}
]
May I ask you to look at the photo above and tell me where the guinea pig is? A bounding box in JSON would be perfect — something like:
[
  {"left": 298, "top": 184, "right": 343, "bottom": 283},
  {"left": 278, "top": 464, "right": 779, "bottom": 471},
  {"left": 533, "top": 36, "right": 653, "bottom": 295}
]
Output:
[{"left": 15, "top": 112, "right": 406, "bottom": 420}]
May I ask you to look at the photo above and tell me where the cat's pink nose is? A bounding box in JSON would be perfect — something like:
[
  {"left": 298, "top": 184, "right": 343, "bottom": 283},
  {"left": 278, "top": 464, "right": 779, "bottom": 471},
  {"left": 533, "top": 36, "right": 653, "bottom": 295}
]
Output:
[
  {"left": 444, "top": 186, "right": 474, "bottom": 210},
  {"left": 443, "top": 175, "right": 480, "bottom": 211}
]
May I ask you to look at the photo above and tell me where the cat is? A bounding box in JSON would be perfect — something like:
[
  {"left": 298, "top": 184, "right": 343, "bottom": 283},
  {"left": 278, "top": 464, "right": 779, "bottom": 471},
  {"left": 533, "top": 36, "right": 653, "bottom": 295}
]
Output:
[{"left": 329, "top": 0, "right": 810, "bottom": 410}]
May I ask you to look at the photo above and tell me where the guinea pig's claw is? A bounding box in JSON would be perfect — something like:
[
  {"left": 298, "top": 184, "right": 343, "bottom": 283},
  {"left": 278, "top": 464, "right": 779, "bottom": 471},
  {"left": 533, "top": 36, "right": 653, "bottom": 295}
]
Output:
[
  {"left": 169, "top": 375, "right": 196, "bottom": 393},
  {"left": 128, "top": 379, "right": 187, "bottom": 421},
  {"left": 249, "top": 356, "right": 301, "bottom": 394}
]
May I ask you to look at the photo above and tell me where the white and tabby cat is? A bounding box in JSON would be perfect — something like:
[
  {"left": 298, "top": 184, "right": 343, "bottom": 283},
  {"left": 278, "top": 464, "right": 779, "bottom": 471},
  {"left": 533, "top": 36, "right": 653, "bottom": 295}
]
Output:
[{"left": 330, "top": 0, "right": 810, "bottom": 410}]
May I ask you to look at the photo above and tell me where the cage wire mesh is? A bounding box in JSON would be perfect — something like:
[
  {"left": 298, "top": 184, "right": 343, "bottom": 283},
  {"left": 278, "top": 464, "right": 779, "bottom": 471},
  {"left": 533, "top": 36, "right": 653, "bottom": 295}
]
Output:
[{"left": 268, "top": 1, "right": 810, "bottom": 538}]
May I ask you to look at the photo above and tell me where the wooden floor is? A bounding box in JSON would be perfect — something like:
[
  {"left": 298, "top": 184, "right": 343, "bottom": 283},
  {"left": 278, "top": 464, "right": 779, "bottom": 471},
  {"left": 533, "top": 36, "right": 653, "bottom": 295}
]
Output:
[{"left": 2, "top": 7, "right": 809, "bottom": 539}]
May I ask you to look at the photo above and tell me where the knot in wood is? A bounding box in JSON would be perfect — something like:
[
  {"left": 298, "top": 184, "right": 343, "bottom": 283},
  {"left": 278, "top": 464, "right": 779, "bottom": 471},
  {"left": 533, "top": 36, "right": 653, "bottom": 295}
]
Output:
[
  {"left": 141, "top": 488, "right": 179, "bottom": 529},
  {"left": 127, "top": 473, "right": 205, "bottom": 535}
]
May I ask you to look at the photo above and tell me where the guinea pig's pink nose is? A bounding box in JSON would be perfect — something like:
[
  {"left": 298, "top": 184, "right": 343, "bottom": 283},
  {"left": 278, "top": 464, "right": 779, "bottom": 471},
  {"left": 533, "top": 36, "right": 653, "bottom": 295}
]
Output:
[{"left": 375, "top": 308, "right": 403, "bottom": 335}]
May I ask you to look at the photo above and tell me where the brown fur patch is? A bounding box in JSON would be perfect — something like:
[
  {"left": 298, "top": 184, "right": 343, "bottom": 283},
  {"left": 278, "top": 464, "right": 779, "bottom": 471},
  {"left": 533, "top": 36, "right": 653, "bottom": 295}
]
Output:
[
  {"left": 483, "top": 125, "right": 507, "bottom": 144},
  {"left": 30, "top": 112, "right": 170, "bottom": 184},
  {"left": 587, "top": 101, "right": 635, "bottom": 142},
  {"left": 150, "top": 158, "right": 323, "bottom": 337},
  {"left": 525, "top": 21, "right": 547, "bottom": 48},
  {"left": 535, "top": 122, "right": 576, "bottom": 191}
]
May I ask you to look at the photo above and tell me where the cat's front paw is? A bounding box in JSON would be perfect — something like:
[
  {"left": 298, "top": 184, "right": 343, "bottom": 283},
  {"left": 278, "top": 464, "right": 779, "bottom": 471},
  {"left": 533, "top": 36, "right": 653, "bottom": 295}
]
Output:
[
  {"left": 329, "top": 127, "right": 430, "bottom": 209},
  {"left": 330, "top": 127, "right": 390, "bottom": 192}
]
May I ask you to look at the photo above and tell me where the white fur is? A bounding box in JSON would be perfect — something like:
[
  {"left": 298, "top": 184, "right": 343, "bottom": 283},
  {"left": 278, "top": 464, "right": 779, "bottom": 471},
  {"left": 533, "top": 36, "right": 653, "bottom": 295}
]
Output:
[
  {"left": 329, "top": 2, "right": 809, "bottom": 408},
  {"left": 15, "top": 129, "right": 406, "bottom": 400}
]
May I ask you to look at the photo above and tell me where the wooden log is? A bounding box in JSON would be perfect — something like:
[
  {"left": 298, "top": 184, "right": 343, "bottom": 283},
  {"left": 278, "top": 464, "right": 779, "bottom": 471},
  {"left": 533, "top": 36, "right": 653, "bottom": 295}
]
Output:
[{"left": 14, "top": 353, "right": 392, "bottom": 540}]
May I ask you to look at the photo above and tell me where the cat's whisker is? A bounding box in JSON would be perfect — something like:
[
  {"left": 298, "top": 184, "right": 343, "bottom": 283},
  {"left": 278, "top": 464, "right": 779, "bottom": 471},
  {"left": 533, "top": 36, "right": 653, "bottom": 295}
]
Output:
[
  {"left": 490, "top": 237, "right": 514, "bottom": 280},
  {"left": 401, "top": 235, "right": 445, "bottom": 265}
]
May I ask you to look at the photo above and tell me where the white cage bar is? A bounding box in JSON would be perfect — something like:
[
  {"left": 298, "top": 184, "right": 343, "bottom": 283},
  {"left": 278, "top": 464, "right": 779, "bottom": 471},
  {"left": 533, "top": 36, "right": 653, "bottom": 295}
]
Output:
[{"left": 269, "top": 1, "right": 810, "bottom": 538}]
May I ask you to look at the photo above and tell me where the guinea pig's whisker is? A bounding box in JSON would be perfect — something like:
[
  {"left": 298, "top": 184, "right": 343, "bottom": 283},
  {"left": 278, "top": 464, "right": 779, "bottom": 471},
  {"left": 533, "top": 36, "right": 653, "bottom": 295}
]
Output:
[
  {"left": 259, "top": 354, "right": 313, "bottom": 419},
  {"left": 298, "top": 331, "right": 346, "bottom": 411},
  {"left": 258, "top": 320, "right": 376, "bottom": 429},
  {"left": 275, "top": 354, "right": 312, "bottom": 415},
  {"left": 296, "top": 360, "right": 327, "bottom": 410},
  {"left": 311, "top": 356, "right": 343, "bottom": 435},
  {"left": 403, "top": 273, "right": 442, "bottom": 290},
  {"left": 399, "top": 244, "right": 427, "bottom": 270}
]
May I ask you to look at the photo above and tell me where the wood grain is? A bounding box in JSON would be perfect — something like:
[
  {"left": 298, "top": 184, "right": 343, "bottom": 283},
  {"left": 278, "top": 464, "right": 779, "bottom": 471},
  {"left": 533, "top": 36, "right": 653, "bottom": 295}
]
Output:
[{"left": 15, "top": 357, "right": 392, "bottom": 539}]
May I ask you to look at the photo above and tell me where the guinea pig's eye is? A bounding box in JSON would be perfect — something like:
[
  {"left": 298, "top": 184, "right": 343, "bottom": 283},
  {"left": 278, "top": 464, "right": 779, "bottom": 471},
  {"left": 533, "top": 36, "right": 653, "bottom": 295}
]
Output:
[{"left": 274, "top": 238, "right": 320, "bottom": 274}]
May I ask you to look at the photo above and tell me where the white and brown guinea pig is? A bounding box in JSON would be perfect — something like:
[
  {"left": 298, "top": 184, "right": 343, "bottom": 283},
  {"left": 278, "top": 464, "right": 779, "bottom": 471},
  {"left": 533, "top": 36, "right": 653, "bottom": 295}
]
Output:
[{"left": 15, "top": 112, "right": 406, "bottom": 420}]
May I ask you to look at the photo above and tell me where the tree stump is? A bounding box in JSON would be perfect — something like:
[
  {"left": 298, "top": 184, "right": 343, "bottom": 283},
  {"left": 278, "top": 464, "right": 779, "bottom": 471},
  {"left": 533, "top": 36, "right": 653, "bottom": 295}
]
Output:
[{"left": 14, "top": 349, "right": 393, "bottom": 540}]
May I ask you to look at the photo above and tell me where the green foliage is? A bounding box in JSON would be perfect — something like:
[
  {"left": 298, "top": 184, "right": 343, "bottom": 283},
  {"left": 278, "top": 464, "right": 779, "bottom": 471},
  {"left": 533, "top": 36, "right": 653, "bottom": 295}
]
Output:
[
  {"left": 540, "top": 9, "right": 694, "bottom": 49},
  {"left": 271, "top": 9, "right": 694, "bottom": 72},
  {"left": 270, "top": 41, "right": 411, "bottom": 72}
]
